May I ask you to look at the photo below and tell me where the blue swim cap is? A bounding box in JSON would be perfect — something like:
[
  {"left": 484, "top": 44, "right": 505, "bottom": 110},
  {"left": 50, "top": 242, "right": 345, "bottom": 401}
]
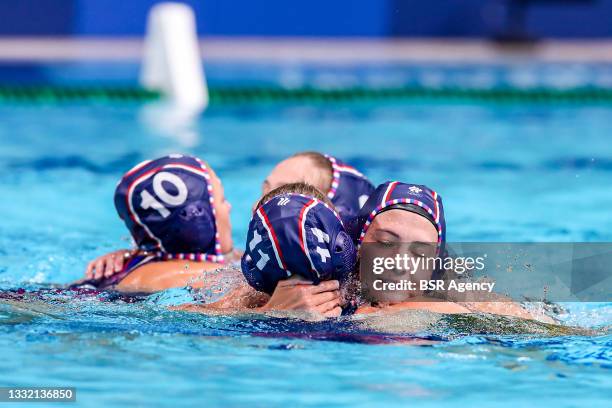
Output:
[
  {"left": 353, "top": 181, "right": 446, "bottom": 249},
  {"left": 241, "top": 193, "right": 357, "bottom": 294},
  {"left": 114, "top": 154, "right": 224, "bottom": 262},
  {"left": 325, "top": 155, "right": 375, "bottom": 225}
]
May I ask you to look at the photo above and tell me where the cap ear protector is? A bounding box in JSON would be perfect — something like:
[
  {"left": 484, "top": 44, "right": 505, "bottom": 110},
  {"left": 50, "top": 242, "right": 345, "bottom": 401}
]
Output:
[
  {"left": 241, "top": 194, "right": 357, "bottom": 294},
  {"left": 163, "top": 201, "right": 216, "bottom": 253},
  {"left": 114, "top": 154, "right": 223, "bottom": 262},
  {"left": 330, "top": 230, "right": 357, "bottom": 280}
]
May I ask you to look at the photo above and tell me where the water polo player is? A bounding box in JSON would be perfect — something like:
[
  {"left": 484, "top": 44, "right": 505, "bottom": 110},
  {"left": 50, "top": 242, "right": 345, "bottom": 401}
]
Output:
[
  {"left": 262, "top": 152, "right": 375, "bottom": 225},
  {"left": 349, "top": 181, "right": 551, "bottom": 320},
  {"left": 87, "top": 151, "right": 372, "bottom": 280},
  {"left": 242, "top": 184, "right": 356, "bottom": 299},
  {"left": 177, "top": 183, "right": 357, "bottom": 317},
  {"left": 76, "top": 154, "right": 236, "bottom": 293},
  {"left": 349, "top": 181, "right": 461, "bottom": 312}
]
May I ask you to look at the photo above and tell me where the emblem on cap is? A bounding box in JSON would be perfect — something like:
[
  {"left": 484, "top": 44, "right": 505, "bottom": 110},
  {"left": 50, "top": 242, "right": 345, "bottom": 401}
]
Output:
[{"left": 408, "top": 186, "right": 423, "bottom": 194}]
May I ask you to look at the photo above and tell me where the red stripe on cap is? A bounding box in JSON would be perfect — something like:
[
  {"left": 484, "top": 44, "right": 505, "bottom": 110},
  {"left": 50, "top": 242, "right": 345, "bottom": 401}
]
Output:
[
  {"left": 431, "top": 190, "right": 439, "bottom": 223},
  {"left": 125, "top": 166, "right": 163, "bottom": 248},
  {"left": 336, "top": 165, "right": 364, "bottom": 178},
  {"left": 383, "top": 181, "right": 398, "bottom": 203},
  {"left": 164, "top": 163, "right": 210, "bottom": 179},
  {"left": 258, "top": 207, "right": 287, "bottom": 270},
  {"left": 123, "top": 160, "right": 152, "bottom": 179},
  {"left": 298, "top": 198, "right": 316, "bottom": 254}
]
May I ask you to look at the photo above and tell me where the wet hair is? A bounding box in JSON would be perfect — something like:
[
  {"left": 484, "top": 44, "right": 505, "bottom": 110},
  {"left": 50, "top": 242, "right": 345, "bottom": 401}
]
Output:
[
  {"left": 291, "top": 151, "right": 333, "bottom": 193},
  {"left": 256, "top": 182, "right": 333, "bottom": 210}
]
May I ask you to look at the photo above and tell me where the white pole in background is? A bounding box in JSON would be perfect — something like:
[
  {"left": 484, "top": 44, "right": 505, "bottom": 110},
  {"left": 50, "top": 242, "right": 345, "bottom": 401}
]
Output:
[{"left": 141, "top": 2, "right": 208, "bottom": 112}]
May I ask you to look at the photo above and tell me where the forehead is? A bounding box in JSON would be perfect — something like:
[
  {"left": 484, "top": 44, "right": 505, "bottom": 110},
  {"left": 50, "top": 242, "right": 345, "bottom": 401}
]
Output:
[
  {"left": 367, "top": 209, "right": 438, "bottom": 242},
  {"left": 271, "top": 156, "right": 313, "bottom": 175}
]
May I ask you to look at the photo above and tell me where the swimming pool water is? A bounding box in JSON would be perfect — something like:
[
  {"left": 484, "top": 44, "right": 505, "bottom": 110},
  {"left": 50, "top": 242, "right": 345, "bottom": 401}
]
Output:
[{"left": 0, "top": 96, "right": 611, "bottom": 406}]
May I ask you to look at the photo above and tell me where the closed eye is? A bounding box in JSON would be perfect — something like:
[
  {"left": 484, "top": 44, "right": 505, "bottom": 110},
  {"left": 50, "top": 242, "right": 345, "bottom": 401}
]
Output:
[{"left": 373, "top": 228, "right": 401, "bottom": 244}]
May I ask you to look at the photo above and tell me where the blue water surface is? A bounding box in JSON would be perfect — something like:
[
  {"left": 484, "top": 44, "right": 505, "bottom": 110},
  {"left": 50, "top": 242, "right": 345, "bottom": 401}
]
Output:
[{"left": 0, "top": 68, "right": 611, "bottom": 407}]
